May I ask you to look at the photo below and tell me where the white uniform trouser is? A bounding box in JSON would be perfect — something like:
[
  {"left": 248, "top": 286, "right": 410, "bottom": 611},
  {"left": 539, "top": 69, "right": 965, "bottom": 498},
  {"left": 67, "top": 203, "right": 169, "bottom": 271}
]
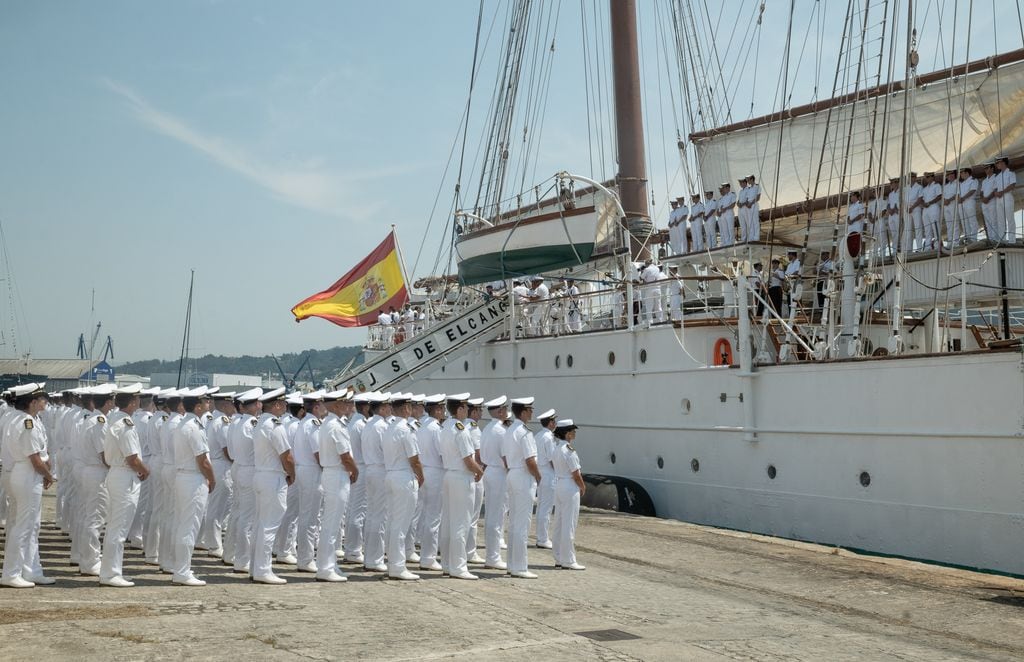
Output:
[
  {"left": 718, "top": 211, "right": 734, "bottom": 246},
  {"left": 68, "top": 463, "right": 84, "bottom": 563},
  {"left": 482, "top": 466, "right": 507, "bottom": 565},
  {"left": 643, "top": 285, "right": 662, "bottom": 324},
  {"left": 737, "top": 207, "right": 748, "bottom": 242},
  {"left": 959, "top": 203, "right": 979, "bottom": 242},
  {"left": 55, "top": 449, "right": 69, "bottom": 529},
  {"left": 465, "top": 479, "right": 483, "bottom": 556},
  {"left": 416, "top": 465, "right": 445, "bottom": 563},
  {"left": 198, "top": 457, "right": 231, "bottom": 552},
  {"left": 231, "top": 464, "right": 256, "bottom": 571},
  {"left": 316, "top": 466, "right": 350, "bottom": 575},
  {"left": 998, "top": 193, "right": 1016, "bottom": 242},
  {"left": 385, "top": 469, "right": 418, "bottom": 575},
  {"left": 1, "top": 464, "right": 42, "bottom": 582},
  {"left": 983, "top": 201, "right": 1000, "bottom": 241},
  {"left": 127, "top": 453, "right": 151, "bottom": 545},
  {"left": 440, "top": 470, "right": 474, "bottom": 576},
  {"left": 0, "top": 465, "right": 7, "bottom": 527},
  {"left": 172, "top": 471, "right": 209, "bottom": 581},
  {"left": 100, "top": 467, "right": 140, "bottom": 581},
  {"left": 343, "top": 461, "right": 367, "bottom": 560},
  {"left": 943, "top": 205, "right": 959, "bottom": 245},
  {"left": 273, "top": 481, "right": 298, "bottom": 558},
  {"left": 77, "top": 464, "right": 108, "bottom": 573},
  {"left": 293, "top": 464, "right": 322, "bottom": 566},
  {"left": 362, "top": 464, "right": 387, "bottom": 567},
  {"left": 251, "top": 470, "right": 287, "bottom": 578},
  {"left": 158, "top": 463, "right": 177, "bottom": 571},
  {"left": 552, "top": 477, "right": 581, "bottom": 567},
  {"left": 535, "top": 467, "right": 556, "bottom": 545},
  {"left": 506, "top": 467, "right": 536, "bottom": 574},
  {"left": 704, "top": 217, "right": 718, "bottom": 249},
  {"left": 143, "top": 458, "right": 163, "bottom": 563},
  {"left": 747, "top": 205, "right": 760, "bottom": 241},
  {"left": 910, "top": 209, "right": 924, "bottom": 250},
  {"left": 923, "top": 207, "right": 939, "bottom": 248}
]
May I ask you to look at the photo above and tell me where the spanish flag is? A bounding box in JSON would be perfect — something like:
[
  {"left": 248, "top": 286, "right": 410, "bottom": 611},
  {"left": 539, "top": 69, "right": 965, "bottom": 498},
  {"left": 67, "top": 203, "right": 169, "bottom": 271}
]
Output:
[{"left": 291, "top": 231, "right": 409, "bottom": 327}]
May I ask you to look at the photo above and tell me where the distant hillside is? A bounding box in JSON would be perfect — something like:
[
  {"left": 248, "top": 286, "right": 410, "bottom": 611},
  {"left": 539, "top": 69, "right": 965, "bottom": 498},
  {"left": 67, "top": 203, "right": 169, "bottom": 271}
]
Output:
[{"left": 116, "top": 346, "right": 364, "bottom": 384}]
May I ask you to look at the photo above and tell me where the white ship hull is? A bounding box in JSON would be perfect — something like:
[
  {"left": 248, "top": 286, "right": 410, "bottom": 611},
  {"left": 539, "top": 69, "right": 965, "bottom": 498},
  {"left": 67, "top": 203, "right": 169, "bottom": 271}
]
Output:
[{"left": 408, "top": 324, "right": 1024, "bottom": 575}]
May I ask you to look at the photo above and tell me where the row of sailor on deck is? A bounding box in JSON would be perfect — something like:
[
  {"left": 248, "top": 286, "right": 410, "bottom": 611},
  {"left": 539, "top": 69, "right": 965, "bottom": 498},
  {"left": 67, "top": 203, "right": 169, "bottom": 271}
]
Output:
[
  {"left": 664, "top": 175, "right": 762, "bottom": 255},
  {"left": 0, "top": 385, "right": 588, "bottom": 588}
]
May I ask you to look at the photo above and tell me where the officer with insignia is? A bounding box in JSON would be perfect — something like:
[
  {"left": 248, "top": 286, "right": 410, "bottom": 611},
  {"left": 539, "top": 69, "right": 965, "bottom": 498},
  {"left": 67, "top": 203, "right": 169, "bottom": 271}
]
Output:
[
  {"left": 342, "top": 392, "right": 371, "bottom": 564},
  {"left": 533, "top": 409, "right": 557, "bottom": 549},
  {"left": 293, "top": 390, "right": 327, "bottom": 573},
  {"left": 316, "top": 389, "right": 358, "bottom": 582},
  {"left": 438, "top": 393, "right": 483, "bottom": 580},
  {"left": 552, "top": 419, "right": 586, "bottom": 570},
  {"left": 480, "top": 395, "right": 509, "bottom": 569},
  {"left": 228, "top": 387, "right": 263, "bottom": 575},
  {"left": 126, "top": 386, "right": 158, "bottom": 550},
  {"left": 382, "top": 393, "right": 425, "bottom": 580},
  {"left": 158, "top": 389, "right": 186, "bottom": 575},
  {"left": 1, "top": 383, "right": 55, "bottom": 588},
  {"left": 99, "top": 383, "right": 150, "bottom": 587},
  {"left": 78, "top": 384, "right": 116, "bottom": 576},
  {"left": 273, "top": 394, "right": 303, "bottom": 566},
  {"left": 465, "top": 396, "right": 486, "bottom": 564},
  {"left": 143, "top": 388, "right": 172, "bottom": 565},
  {"left": 503, "top": 396, "right": 542, "bottom": 578},
  {"left": 198, "top": 391, "right": 235, "bottom": 557},
  {"left": 250, "top": 387, "right": 294, "bottom": 584},
  {"left": 415, "top": 393, "right": 446, "bottom": 571},
  {"left": 360, "top": 392, "right": 391, "bottom": 572},
  {"left": 171, "top": 387, "right": 217, "bottom": 586}
]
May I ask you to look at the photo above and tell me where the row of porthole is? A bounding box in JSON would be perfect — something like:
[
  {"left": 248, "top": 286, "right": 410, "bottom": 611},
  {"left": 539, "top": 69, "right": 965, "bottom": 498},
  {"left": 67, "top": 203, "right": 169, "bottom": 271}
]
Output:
[
  {"left": 460, "top": 349, "right": 653, "bottom": 373},
  {"left": 607, "top": 453, "right": 873, "bottom": 486}
]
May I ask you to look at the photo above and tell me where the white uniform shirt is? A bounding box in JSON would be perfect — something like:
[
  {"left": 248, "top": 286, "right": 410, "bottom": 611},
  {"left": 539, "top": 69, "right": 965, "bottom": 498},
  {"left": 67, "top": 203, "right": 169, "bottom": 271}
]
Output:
[
  {"left": 959, "top": 177, "right": 978, "bottom": 207},
  {"left": 253, "top": 413, "right": 289, "bottom": 473},
  {"left": 82, "top": 410, "right": 108, "bottom": 467},
  {"left": 173, "top": 413, "right": 209, "bottom": 472},
  {"left": 382, "top": 418, "right": 418, "bottom": 471},
  {"left": 847, "top": 200, "right": 865, "bottom": 233},
  {"left": 417, "top": 418, "right": 444, "bottom": 468},
  {"left": 1000, "top": 168, "right": 1018, "bottom": 198},
  {"left": 925, "top": 181, "right": 943, "bottom": 209},
  {"left": 718, "top": 191, "right": 736, "bottom": 216},
  {"left": 229, "top": 414, "right": 257, "bottom": 466},
  {"left": 907, "top": 182, "right": 923, "bottom": 213},
  {"left": 206, "top": 411, "right": 230, "bottom": 461},
  {"left": 943, "top": 179, "right": 958, "bottom": 207},
  {"left": 552, "top": 439, "right": 581, "bottom": 479},
  {"left": 480, "top": 418, "right": 506, "bottom": 468},
  {"left": 318, "top": 412, "right": 350, "bottom": 467},
  {"left": 502, "top": 420, "right": 537, "bottom": 469},
  {"left": 293, "top": 414, "right": 321, "bottom": 467},
  {"left": 6, "top": 412, "right": 47, "bottom": 464},
  {"left": 982, "top": 173, "right": 998, "bottom": 203},
  {"left": 103, "top": 410, "right": 140, "bottom": 468},
  {"left": 535, "top": 427, "right": 555, "bottom": 471},
  {"left": 530, "top": 282, "right": 549, "bottom": 300},
  {"left": 347, "top": 413, "right": 366, "bottom": 464},
  {"left": 160, "top": 412, "right": 182, "bottom": 466},
  {"left": 133, "top": 409, "right": 154, "bottom": 457},
  {"left": 360, "top": 414, "right": 387, "bottom": 467},
  {"left": 438, "top": 418, "right": 474, "bottom": 472}
]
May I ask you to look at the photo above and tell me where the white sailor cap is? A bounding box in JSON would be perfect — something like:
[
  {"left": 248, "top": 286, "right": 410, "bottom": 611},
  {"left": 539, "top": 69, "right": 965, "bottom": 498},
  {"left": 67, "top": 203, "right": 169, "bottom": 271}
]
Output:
[
  {"left": 10, "top": 382, "right": 45, "bottom": 398},
  {"left": 423, "top": 393, "right": 446, "bottom": 405},
  {"left": 555, "top": 418, "right": 577, "bottom": 430},
  {"left": 183, "top": 386, "right": 213, "bottom": 398},
  {"left": 351, "top": 391, "right": 372, "bottom": 403},
  {"left": 258, "top": 387, "right": 285, "bottom": 402},
  {"left": 410, "top": 394, "right": 425, "bottom": 404},
  {"left": 116, "top": 383, "right": 143, "bottom": 395},
  {"left": 323, "top": 389, "right": 349, "bottom": 401},
  {"left": 302, "top": 389, "right": 326, "bottom": 402},
  {"left": 530, "top": 275, "right": 544, "bottom": 282},
  {"left": 213, "top": 390, "right": 237, "bottom": 399},
  {"left": 467, "top": 397, "right": 484, "bottom": 407},
  {"left": 537, "top": 408, "right": 556, "bottom": 421},
  {"left": 90, "top": 384, "right": 116, "bottom": 396},
  {"left": 205, "top": 386, "right": 221, "bottom": 395},
  {"left": 285, "top": 393, "right": 304, "bottom": 406},
  {"left": 235, "top": 387, "right": 264, "bottom": 403},
  {"left": 510, "top": 396, "right": 535, "bottom": 406},
  {"left": 390, "top": 392, "right": 412, "bottom": 404},
  {"left": 484, "top": 395, "right": 508, "bottom": 409},
  {"left": 446, "top": 392, "right": 471, "bottom": 403},
  {"left": 141, "top": 386, "right": 162, "bottom": 396}
]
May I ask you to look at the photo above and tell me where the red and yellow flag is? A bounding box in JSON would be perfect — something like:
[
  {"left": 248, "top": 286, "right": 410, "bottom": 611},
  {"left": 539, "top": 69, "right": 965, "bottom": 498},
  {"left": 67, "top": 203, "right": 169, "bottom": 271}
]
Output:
[{"left": 291, "top": 231, "right": 409, "bottom": 327}]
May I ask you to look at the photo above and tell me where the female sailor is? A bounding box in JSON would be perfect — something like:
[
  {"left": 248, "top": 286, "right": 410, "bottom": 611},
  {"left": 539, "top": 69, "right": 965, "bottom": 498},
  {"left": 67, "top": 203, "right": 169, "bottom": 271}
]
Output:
[{"left": 551, "top": 419, "right": 586, "bottom": 571}]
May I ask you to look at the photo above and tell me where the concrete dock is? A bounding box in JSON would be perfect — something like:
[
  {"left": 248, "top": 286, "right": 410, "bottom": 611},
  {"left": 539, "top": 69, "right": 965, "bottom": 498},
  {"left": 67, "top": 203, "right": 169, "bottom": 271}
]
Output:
[{"left": 2, "top": 495, "right": 1024, "bottom": 661}]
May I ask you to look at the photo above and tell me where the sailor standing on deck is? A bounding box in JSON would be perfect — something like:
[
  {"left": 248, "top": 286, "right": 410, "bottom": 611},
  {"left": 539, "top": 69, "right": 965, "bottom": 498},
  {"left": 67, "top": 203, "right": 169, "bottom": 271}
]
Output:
[
  {"left": 846, "top": 191, "right": 866, "bottom": 259},
  {"left": 717, "top": 183, "right": 736, "bottom": 247},
  {"left": 906, "top": 173, "right": 924, "bottom": 251},
  {"left": 438, "top": 393, "right": 483, "bottom": 580},
  {"left": 667, "top": 199, "right": 680, "bottom": 256},
  {"left": 228, "top": 388, "right": 261, "bottom": 574},
  {"left": 959, "top": 168, "right": 980, "bottom": 243},
  {"left": 551, "top": 419, "right": 586, "bottom": 571},
  {"left": 292, "top": 390, "right": 326, "bottom": 573},
  {"left": 480, "top": 395, "right": 509, "bottom": 569},
  {"left": 640, "top": 262, "right": 664, "bottom": 325},
  {"left": 943, "top": 170, "right": 960, "bottom": 248},
  {"left": 746, "top": 175, "right": 762, "bottom": 241},
  {"left": 675, "top": 196, "right": 689, "bottom": 255},
  {"left": 736, "top": 178, "right": 750, "bottom": 242},
  {"left": 503, "top": 396, "right": 542, "bottom": 578},
  {"left": 360, "top": 392, "right": 391, "bottom": 573},
  {"left": 690, "top": 194, "right": 705, "bottom": 252},
  {"left": 868, "top": 186, "right": 887, "bottom": 257},
  {"left": 533, "top": 409, "right": 557, "bottom": 550},
  {"left": 170, "top": 386, "right": 217, "bottom": 586},
  {"left": 315, "top": 389, "right": 358, "bottom": 582},
  {"left": 703, "top": 190, "right": 718, "bottom": 249},
  {"left": 382, "top": 393, "right": 424, "bottom": 580},
  {"left": 995, "top": 156, "right": 1017, "bottom": 243},
  {"left": 886, "top": 178, "right": 901, "bottom": 252},
  {"left": 1, "top": 383, "right": 55, "bottom": 588},
  {"left": 99, "top": 384, "right": 150, "bottom": 588},
  {"left": 342, "top": 393, "right": 371, "bottom": 564},
  {"left": 250, "top": 387, "right": 295, "bottom": 584},
  {"left": 980, "top": 163, "right": 1000, "bottom": 242},
  {"left": 415, "top": 393, "right": 446, "bottom": 571},
  {"left": 922, "top": 173, "right": 942, "bottom": 251}
]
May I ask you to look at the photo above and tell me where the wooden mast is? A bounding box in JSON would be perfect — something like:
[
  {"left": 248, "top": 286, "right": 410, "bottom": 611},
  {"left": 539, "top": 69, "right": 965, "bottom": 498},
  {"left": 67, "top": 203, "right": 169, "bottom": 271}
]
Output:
[{"left": 610, "top": 0, "right": 652, "bottom": 259}]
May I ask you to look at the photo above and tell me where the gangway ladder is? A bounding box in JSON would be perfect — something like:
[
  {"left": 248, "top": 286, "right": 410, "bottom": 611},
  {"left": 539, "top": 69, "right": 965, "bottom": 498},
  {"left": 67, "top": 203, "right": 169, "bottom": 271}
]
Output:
[{"left": 329, "top": 296, "right": 512, "bottom": 393}]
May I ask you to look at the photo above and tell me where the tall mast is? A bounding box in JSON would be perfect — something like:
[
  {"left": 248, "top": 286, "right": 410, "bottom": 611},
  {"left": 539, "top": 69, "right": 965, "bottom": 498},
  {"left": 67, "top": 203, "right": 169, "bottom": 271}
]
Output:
[
  {"left": 610, "top": 0, "right": 652, "bottom": 259},
  {"left": 176, "top": 269, "right": 194, "bottom": 389}
]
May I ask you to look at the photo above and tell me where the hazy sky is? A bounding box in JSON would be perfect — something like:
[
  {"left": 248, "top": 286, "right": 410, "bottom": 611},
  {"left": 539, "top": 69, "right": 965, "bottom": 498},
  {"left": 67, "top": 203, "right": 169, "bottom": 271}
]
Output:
[{"left": 0, "top": 1, "right": 1011, "bottom": 364}]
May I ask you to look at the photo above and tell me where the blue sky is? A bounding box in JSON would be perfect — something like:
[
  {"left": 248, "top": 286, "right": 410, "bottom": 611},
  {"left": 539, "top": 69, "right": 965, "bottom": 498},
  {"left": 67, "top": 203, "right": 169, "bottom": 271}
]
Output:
[{"left": 0, "top": 1, "right": 1011, "bottom": 364}]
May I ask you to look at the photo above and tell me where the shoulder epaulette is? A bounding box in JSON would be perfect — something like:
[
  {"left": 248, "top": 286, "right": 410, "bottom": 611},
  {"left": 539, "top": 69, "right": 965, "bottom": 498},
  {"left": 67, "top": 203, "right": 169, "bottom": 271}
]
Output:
[
  {"left": 312, "top": 419, "right": 321, "bottom": 426},
  {"left": 125, "top": 418, "right": 134, "bottom": 427},
  {"left": 272, "top": 417, "right": 281, "bottom": 425},
  {"left": 455, "top": 421, "right": 465, "bottom": 431},
  {"left": 97, "top": 415, "right": 106, "bottom": 424},
  {"left": 250, "top": 418, "right": 258, "bottom": 427},
  {"left": 162, "top": 414, "right": 169, "bottom": 421},
  {"left": 470, "top": 421, "right": 477, "bottom": 428},
  {"left": 567, "top": 444, "right": 576, "bottom": 453},
  {"left": 24, "top": 418, "right": 33, "bottom": 430},
  {"left": 205, "top": 413, "right": 213, "bottom": 421},
  {"left": 411, "top": 421, "right": 420, "bottom": 429}
]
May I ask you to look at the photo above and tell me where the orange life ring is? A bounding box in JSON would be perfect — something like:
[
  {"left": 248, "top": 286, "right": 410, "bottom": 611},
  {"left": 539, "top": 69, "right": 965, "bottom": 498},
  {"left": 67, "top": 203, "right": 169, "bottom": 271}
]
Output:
[{"left": 713, "top": 338, "right": 734, "bottom": 366}]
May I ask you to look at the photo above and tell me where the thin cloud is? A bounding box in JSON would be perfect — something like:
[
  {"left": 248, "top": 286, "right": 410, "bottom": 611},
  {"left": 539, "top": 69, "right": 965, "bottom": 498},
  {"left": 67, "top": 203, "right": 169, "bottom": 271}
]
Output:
[{"left": 101, "top": 77, "right": 369, "bottom": 219}]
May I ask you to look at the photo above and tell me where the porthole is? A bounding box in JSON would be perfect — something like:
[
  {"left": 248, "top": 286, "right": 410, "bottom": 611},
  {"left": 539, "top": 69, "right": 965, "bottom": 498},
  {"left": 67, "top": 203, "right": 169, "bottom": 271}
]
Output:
[
  {"left": 567, "top": 354, "right": 574, "bottom": 368},
  {"left": 555, "top": 355, "right": 561, "bottom": 369},
  {"left": 463, "top": 360, "right": 469, "bottom": 372},
  {"left": 520, "top": 357, "right": 526, "bottom": 370},
  {"left": 656, "top": 456, "right": 664, "bottom": 469},
  {"left": 640, "top": 348, "right": 648, "bottom": 364},
  {"left": 608, "top": 351, "right": 616, "bottom": 365},
  {"left": 690, "top": 458, "right": 700, "bottom": 472},
  {"left": 681, "top": 398, "right": 691, "bottom": 414},
  {"left": 859, "top": 471, "right": 871, "bottom": 487},
  {"left": 767, "top": 464, "right": 777, "bottom": 480},
  {"left": 610, "top": 452, "right": 617, "bottom": 464},
  {"left": 491, "top": 358, "right": 496, "bottom": 370}
]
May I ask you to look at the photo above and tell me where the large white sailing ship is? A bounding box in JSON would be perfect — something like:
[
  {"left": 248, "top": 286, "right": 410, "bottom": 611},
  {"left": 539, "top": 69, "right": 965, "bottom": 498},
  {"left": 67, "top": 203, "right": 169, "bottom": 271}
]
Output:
[{"left": 335, "top": 1, "right": 1024, "bottom": 576}]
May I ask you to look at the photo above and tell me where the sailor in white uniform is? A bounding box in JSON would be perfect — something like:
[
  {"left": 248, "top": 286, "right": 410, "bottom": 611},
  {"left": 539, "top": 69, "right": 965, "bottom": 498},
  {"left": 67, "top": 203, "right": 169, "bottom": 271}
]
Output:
[
  {"left": 169, "top": 387, "right": 216, "bottom": 586},
  {"left": 197, "top": 391, "right": 235, "bottom": 557},
  {"left": 736, "top": 178, "right": 750, "bottom": 242},
  {"left": 126, "top": 387, "right": 157, "bottom": 549},
  {"left": 292, "top": 390, "right": 326, "bottom": 573},
  {"left": 360, "top": 392, "right": 391, "bottom": 572},
  {"left": 958, "top": 168, "right": 980, "bottom": 243},
  {"left": 78, "top": 384, "right": 115, "bottom": 576},
  {"left": 717, "top": 182, "right": 736, "bottom": 247},
  {"left": 995, "top": 156, "right": 1017, "bottom": 242},
  {"left": 315, "top": 389, "right": 358, "bottom": 582},
  {"left": 942, "top": 170, "right": 960, "bottom": 248},
  {"left": 438, "top": 393, "right": 483, "bottom": 580},
  {"left": 1, "top": 384, "right": 55, "bottom": 588},
  {"left": 703, "top": 190, "right": 718, "bottom": 249},
  {"left": 551, "top": 419, "right": 586, "bottom": 571},
  {"left": 227, "top": 388, "right": 261, "bottom": 573},
  {"left": 503, "top": 396, "right": 542, "bottom": 578},
  {"left": 272, "top": 396, "right": 303, "bottom": 565},
  {"left": 157, "top": 389, "right": 185, "bottom": 575},
  {"left": 382, "top": 393, "right": 424, "bottom": 580},
  {"left": 746, "top": 175, "right": 762, "bottom": 241},
  {"left": 640, "top": 262, "right": 663, "bottom": 325},
  {"left": 342, "top": 393, "right": 371, "bottom": 564},
  {"left": 667, "top": 199, "right": 680, "bottom": 256},
  {"left": 533, "top": 409, "right": 557, "bottom": 549},
  {"left": 99, "top": 384, "right": 150, "bottom": 587},
  {"left": 250, "top": 387, "right": 294, "bottom": 584},
  {"left": 564, "top": 278, "right": 583, "bottom": 333},
  {"left": 922, "top": 173, "right": 942, "bottom": 251},
  {"left": 674, "top": 196, "right": 690, "bottom": 255},
  {"left": 415, "top": 393, "right": 446, "bottom": 571},
  {"left": 689, "top": 194, "right": 705, "bottom": 252},
  {"left": 464, "top": 397, "right": 486, "bottom": 564},
  {"left": 907, "top": 173, "right": 924, "bottom": 251},
  {"left": 980, "top": 163, "right": 999, "bottom": 241},
  {"left": 143, "top": 389, "right": 171, "bottom": 565},
  {"left": 886, "top": 178, "right": 901, "bottom": 252},
  {"left": 480, "top": 395, "right": 509, "bottom": 569}
]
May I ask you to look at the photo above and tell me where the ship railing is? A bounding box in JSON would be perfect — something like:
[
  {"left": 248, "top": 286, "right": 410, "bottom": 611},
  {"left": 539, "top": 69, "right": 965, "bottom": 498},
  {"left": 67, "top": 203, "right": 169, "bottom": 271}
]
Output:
[{"left": 364, "top": 296, "right": 487, "bottom": 350}]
